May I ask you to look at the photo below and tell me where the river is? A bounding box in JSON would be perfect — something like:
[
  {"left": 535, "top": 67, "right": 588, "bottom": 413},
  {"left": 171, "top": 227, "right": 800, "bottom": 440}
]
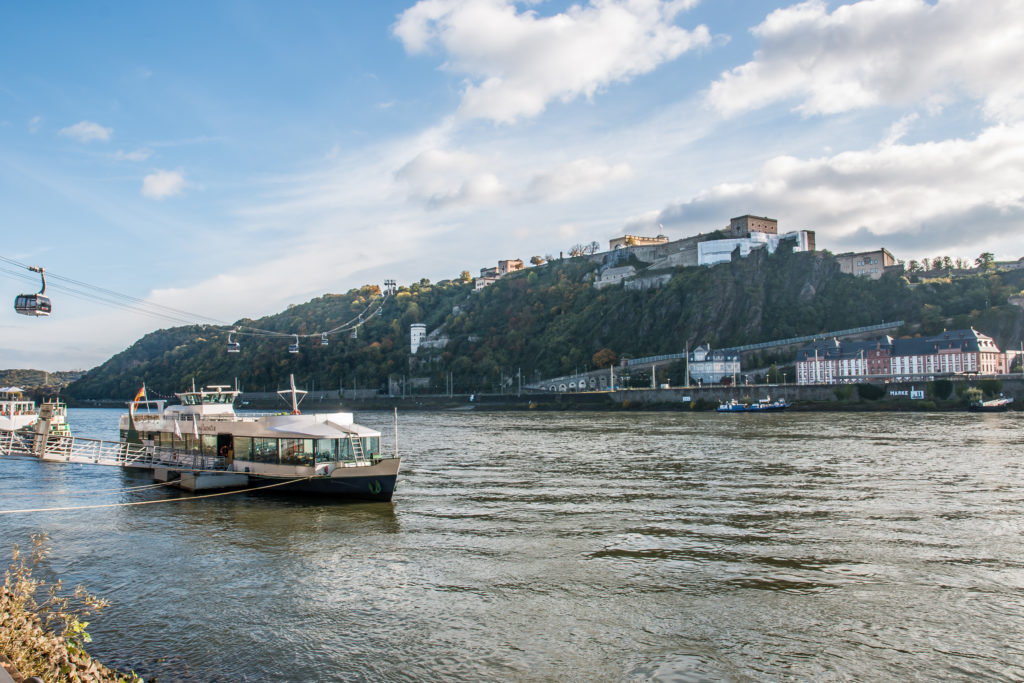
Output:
[{"left": 1, "top": 408, "right": 1022, "bottom": 681}]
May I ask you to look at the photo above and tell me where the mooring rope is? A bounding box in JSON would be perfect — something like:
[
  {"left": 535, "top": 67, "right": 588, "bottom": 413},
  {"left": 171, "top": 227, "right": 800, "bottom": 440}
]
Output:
[
  {"left": 0, "top": 477, "right": 312, "bottom": 515},
  {"left": 0, "top": 480, "right": 181, "bottom": 497}
]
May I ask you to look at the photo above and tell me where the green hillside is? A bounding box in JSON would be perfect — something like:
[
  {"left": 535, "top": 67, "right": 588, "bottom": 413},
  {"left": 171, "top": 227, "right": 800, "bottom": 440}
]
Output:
[
  {"left": 0, "top": 369, "right": 83, "bottom": 397},
  {"left": 64, "top": 247, "right": 1024, "bottom": 400}
]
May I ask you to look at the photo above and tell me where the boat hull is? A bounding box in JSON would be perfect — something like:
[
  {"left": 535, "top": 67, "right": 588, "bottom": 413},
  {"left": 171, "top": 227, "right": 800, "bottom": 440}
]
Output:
[
  {"left": 968, "top": 404, "right": 1010, "bottom": 412},
  {"left": 717, "top": 404, "right": 788, "bottom": 412},
  {"left": 233, "top": 457, "right": 401, "bottom": 502}
]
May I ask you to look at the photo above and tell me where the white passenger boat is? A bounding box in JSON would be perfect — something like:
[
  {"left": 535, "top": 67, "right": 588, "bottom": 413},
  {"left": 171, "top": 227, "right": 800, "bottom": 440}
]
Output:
[
  {"left": 120, "top": 379, "right": 400, "bottom": 502},
  {"left": 0, "top": 386, "right": 38, "bottom": 431}
]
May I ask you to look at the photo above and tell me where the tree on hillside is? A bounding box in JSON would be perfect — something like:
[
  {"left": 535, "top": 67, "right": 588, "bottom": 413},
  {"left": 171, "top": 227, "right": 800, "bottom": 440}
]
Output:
[
  {"left": 942, "top": 256, "right": 953, "bottom": 270},
  {"left": 592, "top": 347, "right": 617, "bottom": 368},
  {"left": 907, "top": 260, "right": 921, "bottom": 272},
  {"left": 459, "top": 270, "right": 472, "bottom": 282},
  {"left": 976, "top": 252, "right": 995, "bottom": 269},
  {"left": 530, "top": 255, "right": 546, "bottom": 266}
]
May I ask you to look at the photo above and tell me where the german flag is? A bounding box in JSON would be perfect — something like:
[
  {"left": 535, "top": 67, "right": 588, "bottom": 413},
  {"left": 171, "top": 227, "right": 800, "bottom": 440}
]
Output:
[{"left": 130, "top": 385, "right": 147, "bottom": 417}]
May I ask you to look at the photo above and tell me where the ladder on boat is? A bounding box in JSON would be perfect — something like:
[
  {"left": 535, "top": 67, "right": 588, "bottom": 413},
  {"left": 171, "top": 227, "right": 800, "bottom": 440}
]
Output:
[{"left": 350, "top": 435, "right": 365, "bottom": 461}]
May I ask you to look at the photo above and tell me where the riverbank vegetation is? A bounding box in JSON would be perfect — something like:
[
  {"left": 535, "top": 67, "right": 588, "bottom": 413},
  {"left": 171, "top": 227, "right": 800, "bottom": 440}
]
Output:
[{"left": 1, "top": 534, "right": 139, "bottom": 683}]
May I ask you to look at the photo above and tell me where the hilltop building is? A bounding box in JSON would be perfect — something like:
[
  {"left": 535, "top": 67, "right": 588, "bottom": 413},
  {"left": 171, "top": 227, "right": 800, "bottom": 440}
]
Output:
[
  {"left": 498, "top": 259, "right": 524, "bottom": 275},
  {"left": 835, "top": 248, "right": 898, "bottom": 279},
  {"left": 795, "top": 328, "right": 1006, "bottom": 384},
  {"left": 474, "top": 258, "right": 524, "bottom": 291},
  {"left": 727, "top": 215, "right": 778, "bottom": 238},
  {"left": 609, "top": 234, "right": 669, "bottom": 250},
  {"left": 698, "top": 230, "right": 815, "bottom": 267},
  {"left": 598, "top": 214, "right": 817, "bottom": 283}
]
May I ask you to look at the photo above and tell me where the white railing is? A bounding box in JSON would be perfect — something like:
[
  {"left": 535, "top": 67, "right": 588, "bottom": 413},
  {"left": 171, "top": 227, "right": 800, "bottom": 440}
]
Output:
[
  {"left": 3, "top": 427, "right": 229, "bottom": 472},
  {"left": 0, "top": 429, "right": 35, "bottom": 456},
  {"left": 40, "top": 434, "right": 153, "bottom": 466}
]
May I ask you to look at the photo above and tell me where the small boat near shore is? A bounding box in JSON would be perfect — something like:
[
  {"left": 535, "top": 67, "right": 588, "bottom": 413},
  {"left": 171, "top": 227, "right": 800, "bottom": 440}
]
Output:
[
  {"left": 118, "top": 378, "right": 400, "bottom": 501},
  {"left": 968, "top": 396, "right": 1014, "bottom": 412},
  {"left": 0, "top": 386, "right": 38, "bottom": 431},
  {"left": 718, "top": 397, "right": 789, "bottom": 412}
]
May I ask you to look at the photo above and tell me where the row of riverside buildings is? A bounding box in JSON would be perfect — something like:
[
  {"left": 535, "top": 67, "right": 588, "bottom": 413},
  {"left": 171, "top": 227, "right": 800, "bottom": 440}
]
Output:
[
  {"left": 526, "top": 328, "right": 1016, "bottom": 392},
  {"left": 795, "top": 328, "right": 1015, "bottom": 384}
]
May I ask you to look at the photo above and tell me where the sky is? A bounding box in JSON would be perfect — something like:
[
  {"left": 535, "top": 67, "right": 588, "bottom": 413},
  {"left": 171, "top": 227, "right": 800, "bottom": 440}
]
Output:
[{"left": 2, "top": 0, "right": 1023, "bottom": 371}]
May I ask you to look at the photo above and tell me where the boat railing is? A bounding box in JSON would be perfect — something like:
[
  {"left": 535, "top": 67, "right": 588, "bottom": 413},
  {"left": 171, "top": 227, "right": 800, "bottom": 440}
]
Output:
[
  {"left": 0, "top": 429, "right": 35, "bottom": 456},
  {"left": 41, "top": 434, "right": 153, "bottom": 466}
]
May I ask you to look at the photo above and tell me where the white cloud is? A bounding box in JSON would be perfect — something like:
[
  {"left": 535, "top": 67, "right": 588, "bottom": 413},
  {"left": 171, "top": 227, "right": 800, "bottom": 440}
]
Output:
[
  {"left": 28, "top": 116, "right": 41, "bottom": 134},
  {"left": 395, "top": 147, "right": 508, "bottom": 207},
  {"left": 58, "top": 120, "right": 113, "bottom": 142},
  {"left": 141, "top": 170, "right": 186, "bottom": 199},
  {"left": 652, "top": 122, "right": 1024, "bottom": 256},
  {"left": 525, "top": 157, "right": 633, "bottom": 202},
  {"left": 396, "top": 147, "right": 634, "bottom": 208},
  {"left": 707, "top": 0, "right": 1024, "bottom": 123},
  {"left": 394, "top": 0, "right": 710, "bottom": 123},
  {"left": 114, "top": 148, "right": 153, "bottom": 162},
  {"left": 880, "top": 113, "right": 919, "bottom": 147}
]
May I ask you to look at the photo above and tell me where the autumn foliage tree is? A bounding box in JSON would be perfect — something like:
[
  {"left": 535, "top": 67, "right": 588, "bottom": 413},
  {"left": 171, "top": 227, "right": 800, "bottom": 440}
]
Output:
[{"left": 592, "top": 348, "right": 617, "bottom": 368}]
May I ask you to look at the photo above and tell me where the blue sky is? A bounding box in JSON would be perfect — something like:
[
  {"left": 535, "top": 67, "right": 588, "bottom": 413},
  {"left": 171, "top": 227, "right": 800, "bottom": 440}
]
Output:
[{"left": 2, "top": 0, "right": 1022, "bottom": 370}]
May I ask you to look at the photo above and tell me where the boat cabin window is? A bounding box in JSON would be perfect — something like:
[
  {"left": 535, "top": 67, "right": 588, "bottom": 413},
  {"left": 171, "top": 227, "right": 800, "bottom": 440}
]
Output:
[
  {"left": 236, "top": 436, "right": 380, "bottom": 465},
  {"left": 234, "top": 436, "right": 252, "bottom": 460},
  {"left": 280, "top": 439, "right": 314, "bottom": 466},
  {"left": 252, "top": 437, "right": 278, "bottom": 464},
  {"left": 315, "top": 438, "right": 337, "bottom": 463}
]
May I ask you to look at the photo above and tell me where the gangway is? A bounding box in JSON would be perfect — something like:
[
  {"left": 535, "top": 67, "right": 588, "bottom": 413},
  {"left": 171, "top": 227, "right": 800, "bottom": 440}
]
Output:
[{"left": 1, "top": 428, "right": 225, "bottom": 471}]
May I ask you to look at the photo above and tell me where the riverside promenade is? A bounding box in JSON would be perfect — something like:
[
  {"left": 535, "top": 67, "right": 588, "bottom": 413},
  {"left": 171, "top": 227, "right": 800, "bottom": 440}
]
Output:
[{"left": 224, "top": 377, "right": 1024, "bottom": 412}]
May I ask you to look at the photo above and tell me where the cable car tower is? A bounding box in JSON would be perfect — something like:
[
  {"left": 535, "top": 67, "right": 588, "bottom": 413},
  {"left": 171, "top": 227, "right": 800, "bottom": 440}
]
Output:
[{"left": 14, "top": 266, "right": 51, "bottom": 317}]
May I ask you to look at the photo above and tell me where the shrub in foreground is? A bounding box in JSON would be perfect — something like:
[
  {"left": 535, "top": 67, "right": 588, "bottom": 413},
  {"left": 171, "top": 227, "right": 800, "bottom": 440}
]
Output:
[{"left": 0, "top": 533, "right": 141, "bottom": 683}]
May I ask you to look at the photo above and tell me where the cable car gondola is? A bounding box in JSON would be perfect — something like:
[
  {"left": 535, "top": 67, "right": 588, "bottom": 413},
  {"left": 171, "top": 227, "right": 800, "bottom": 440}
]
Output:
[
  {"left": 288, "top": 335, "right": 300, "bottom": 353},
  {"left": 14, "top": 266, "right": 51, "bottom": 317},
  {"left": 227, "top": 331, "right": 240, "bottom": 353},
  {"left": 320, "top": 332, "right": 329, "bottom": 346}
]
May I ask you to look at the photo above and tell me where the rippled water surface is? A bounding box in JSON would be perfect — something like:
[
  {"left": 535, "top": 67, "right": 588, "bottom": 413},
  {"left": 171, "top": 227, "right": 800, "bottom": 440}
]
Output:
[{"left": 2, "top": 408, "right": 1023, "bottom": 681}]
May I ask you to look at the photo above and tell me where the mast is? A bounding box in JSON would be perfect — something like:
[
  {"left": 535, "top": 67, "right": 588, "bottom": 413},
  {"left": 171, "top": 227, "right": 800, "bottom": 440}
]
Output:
[{"left": 277, "top": 374, "right": 307, "bottom": 415}]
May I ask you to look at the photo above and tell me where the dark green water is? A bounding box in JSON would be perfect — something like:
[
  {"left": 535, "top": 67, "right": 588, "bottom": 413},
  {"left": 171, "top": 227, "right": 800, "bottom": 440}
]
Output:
[{"left": 1, "top": 408, "right": 1022, "bottom": 681}]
